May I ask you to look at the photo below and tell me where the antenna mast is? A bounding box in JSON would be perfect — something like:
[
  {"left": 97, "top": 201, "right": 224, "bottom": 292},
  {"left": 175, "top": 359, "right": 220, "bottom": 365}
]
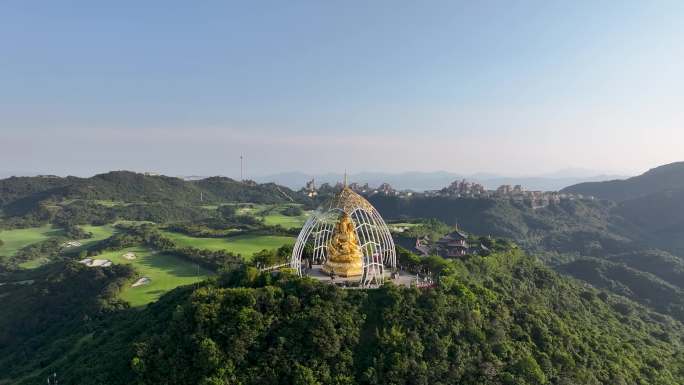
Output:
[{"left": 240, "top": 155, "right": 244, "bottom": 181}]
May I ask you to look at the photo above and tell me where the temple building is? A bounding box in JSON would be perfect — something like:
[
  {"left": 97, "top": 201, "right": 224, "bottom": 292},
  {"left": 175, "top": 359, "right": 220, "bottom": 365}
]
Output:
[
  {"left": 407, "top": 227, "right": 491, "bottom": 259},
  {"left": 435, "top": 229, "right": 470, "bottom": 258}
]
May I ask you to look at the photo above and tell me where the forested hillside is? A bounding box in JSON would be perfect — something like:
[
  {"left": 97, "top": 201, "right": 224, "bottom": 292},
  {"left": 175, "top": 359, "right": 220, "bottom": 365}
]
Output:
[
  {"left": 613, "top": 189, "right": 684, "bottom": 254},
  {"left": 561, "top": 163, "right": 684, "bottom": 255},
  {"left": 0, "top": 261, "right": 135, "bottom": 382},
  {"left": 2, "top": 249, "right": 683, "bottom": 385},
  {"left": 369, "top": 195, "right": 632, "bottom": 256},
  {"left": 5, "top": 168, "right": 684, "bottom": 326},
  {"left": 0, "top": 171, "right": 307, "bottom": 227},
  {"left": 562, "top": 162, "right": 684, "bottom": 202},
  {"left": 371, "top": 194, "right": 684, "bottom": 323},
  {"left": 4, "top": 167, "right": 684, "bottom": 384}
]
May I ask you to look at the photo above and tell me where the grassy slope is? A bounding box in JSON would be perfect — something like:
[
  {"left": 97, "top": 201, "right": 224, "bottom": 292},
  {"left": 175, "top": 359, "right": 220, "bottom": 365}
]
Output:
[
  {"left": 160, "top": 231, "right": 294, "bottom": 259},
  {"left": 261, "top": 212, "right": 309, "bottom": 229},
  {"left": 81, "top": 224, "right": 118, "bottom": 241},
  {"left": 0, "top": 225, "right": 63, "bottom": 259},
  {"left": 17, "top": 225, "right": 119, "bottom": 269},
  {"left": 236, "top": 203, "right": 310, "bottom": 229},
  {"left": 18, "top": 257, "right": 50, "bottom": 269},
  {"left": 66, "top": 224, "right": 119, "bottom": 254},
  {"left": 96, "top": 246, "right": 212, "bottom": 307}
]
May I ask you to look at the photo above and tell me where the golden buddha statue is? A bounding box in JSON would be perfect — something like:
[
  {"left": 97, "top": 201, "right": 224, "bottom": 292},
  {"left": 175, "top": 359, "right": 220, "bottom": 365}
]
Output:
[{"left": 322, "top": 212, "right": 364, "bottom": 277}]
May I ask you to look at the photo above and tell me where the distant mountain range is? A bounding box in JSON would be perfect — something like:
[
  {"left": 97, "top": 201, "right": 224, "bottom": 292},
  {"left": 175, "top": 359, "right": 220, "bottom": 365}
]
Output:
[
  {"left": 255, "top": 170, "right": 630, "bottom": 192},
  {"left": 0, "top": 169, "right": 631, "bottom": 192}
]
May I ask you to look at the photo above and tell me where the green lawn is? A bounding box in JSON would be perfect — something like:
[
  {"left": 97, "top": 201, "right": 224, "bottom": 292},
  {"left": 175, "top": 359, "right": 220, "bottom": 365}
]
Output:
[
  {"left": 254, "top": 204, "right": 311, "bottom": 229},
  {"left": 67, "top": 224, "right": 118, "bottom": 253},
  {"left": 82, "top": 224, "right": 118, "bottom": 240},
  {"left": 194, "top": 203, "right": 310, "bottom": 229},
  {"left": 23, "top": 224, "right": 119, "bottom": 267},
  {"left": 0, "top": 225, "right": 64, "bottom": 259},
  {"left": 236, "top": 203, "right": 268, "bottom": 216},
  {"left": 18, "top": 258, "right": 50, "bottom": 269},
  {"left": 96, "top": 246, "right": 212, "bottom": 307},
  {"left": 160, "top": 231, "right": 295, "bottom": 259},
  {"left": 262, "top": 212, "right": 310, "bottom": 229}
]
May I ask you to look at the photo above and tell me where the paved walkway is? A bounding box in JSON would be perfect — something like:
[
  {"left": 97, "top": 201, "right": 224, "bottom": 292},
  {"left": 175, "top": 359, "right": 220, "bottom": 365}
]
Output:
[{"left": 303, "top": 264, "right": 418, "bottom": 288}]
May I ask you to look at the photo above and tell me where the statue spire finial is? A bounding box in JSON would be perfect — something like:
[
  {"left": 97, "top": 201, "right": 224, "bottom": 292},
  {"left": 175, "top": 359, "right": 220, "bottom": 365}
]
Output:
[{"left": 344, "top": 170, "right": 347, "bottom": 187}]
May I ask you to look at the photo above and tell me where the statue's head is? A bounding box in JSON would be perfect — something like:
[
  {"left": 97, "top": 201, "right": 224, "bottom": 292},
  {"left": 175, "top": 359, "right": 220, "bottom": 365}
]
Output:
[
  {"left": 338, "top": 212, "right": 350, "bottom": 225},
  {"left": 342, "top": 212, "right": 354, "bottom": 230}
]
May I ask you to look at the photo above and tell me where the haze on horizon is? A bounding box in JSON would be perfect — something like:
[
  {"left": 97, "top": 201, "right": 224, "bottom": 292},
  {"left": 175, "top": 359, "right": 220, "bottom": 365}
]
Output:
[{"left": 1, "top": 1, "right": 683, "bottom": 179}]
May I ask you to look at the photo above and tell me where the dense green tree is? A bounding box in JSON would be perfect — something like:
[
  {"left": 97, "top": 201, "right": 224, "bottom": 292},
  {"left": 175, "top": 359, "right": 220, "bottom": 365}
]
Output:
[
  {"left": 252, "top": 245, "right": 293, "bottom": 268},
  {"left": 4, "top": 248, "right": 679, "bottom": 385},
  {"left": 217, "top": 204, "right": 237, "bottom": 220},
  {"left": 282, "top": 206, "right": 303, "bottom": 217}
]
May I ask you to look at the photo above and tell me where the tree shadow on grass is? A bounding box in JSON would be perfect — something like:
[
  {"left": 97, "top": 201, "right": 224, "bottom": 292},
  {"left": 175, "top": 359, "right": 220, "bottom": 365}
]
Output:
[
  {"left": 143, "top": 289, "right": 168, "bottom": 295},
  {"left": 134, "top": 251, "right": 213, "bottom": 279},
  {"left": 45, "top": 228, "right": 66, "bottom": 237}
]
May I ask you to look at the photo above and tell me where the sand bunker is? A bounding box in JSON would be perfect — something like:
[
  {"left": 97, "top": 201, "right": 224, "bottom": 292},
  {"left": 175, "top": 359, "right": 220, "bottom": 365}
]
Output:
[
  {"left": 63, "top": 241, "right": 82, "bottom": 248},
  {"left": 132, "top": 277, "right": 151, "bottom": 287},
  {"left": 79, "top": 258, "right": 112, "bottom": 267},
  {"left": 122, "top": 252, "right": 136, "bottom": 260}
]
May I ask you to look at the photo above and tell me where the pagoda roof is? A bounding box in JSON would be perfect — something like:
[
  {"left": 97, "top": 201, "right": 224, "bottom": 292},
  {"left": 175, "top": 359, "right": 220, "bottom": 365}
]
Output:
[{"left": 439, "top": 230, "right": 468, "bottom": 241}]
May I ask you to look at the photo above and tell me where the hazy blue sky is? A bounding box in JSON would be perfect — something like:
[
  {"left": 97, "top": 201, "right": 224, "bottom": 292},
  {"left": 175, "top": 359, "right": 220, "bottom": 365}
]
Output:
[{"left": 1, "top": 1, "right": 683, "bottom": 178}]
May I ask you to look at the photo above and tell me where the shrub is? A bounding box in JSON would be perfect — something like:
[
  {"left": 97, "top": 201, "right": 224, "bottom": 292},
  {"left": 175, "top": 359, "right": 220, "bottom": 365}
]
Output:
[{"left": 282, "top": 206, "right": 303, "bottom": 217}]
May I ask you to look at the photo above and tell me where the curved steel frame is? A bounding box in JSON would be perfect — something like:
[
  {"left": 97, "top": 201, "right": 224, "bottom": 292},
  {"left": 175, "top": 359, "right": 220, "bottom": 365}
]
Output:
[{"left": 291, "top": 190, "right": 396, "bottom": 288}]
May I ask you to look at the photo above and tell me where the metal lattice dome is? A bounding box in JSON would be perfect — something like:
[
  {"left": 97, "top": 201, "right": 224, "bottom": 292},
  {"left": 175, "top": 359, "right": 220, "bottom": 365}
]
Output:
[{"left": 291, "top": 186, "right": 396, "bottom": 287}]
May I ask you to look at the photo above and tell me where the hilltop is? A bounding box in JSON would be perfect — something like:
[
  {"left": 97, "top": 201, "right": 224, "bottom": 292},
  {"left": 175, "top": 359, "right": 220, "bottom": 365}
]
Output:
[
  {"left": 0, "top": 171, "right": 307, "bottom": 225},
  {"left": 0, "top": 171, "right": 304, "bottom": 207},
  {"left": 562, "top": 162, "right": 684, "bottom": 202},
  {"left": 1, "top": 249, "right": 683, "bottom": 385}
]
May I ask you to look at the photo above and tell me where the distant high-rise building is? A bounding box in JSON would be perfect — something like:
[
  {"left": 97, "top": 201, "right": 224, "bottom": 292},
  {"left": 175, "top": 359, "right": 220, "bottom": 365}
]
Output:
[{"left": 305, "top": 178, "right": 318, "bottom": 197}]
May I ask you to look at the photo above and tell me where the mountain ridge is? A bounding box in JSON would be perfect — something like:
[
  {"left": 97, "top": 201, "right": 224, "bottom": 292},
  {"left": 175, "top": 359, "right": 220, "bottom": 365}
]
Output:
[
  {"left": 562, "top": 161, "right": 684, "bottom": 202},
  {"left": 0, "top": 171, "right": 306, "bottom": 212},
  {"left": 256, "top": 170, "right": 628, "bottom": 191}
]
